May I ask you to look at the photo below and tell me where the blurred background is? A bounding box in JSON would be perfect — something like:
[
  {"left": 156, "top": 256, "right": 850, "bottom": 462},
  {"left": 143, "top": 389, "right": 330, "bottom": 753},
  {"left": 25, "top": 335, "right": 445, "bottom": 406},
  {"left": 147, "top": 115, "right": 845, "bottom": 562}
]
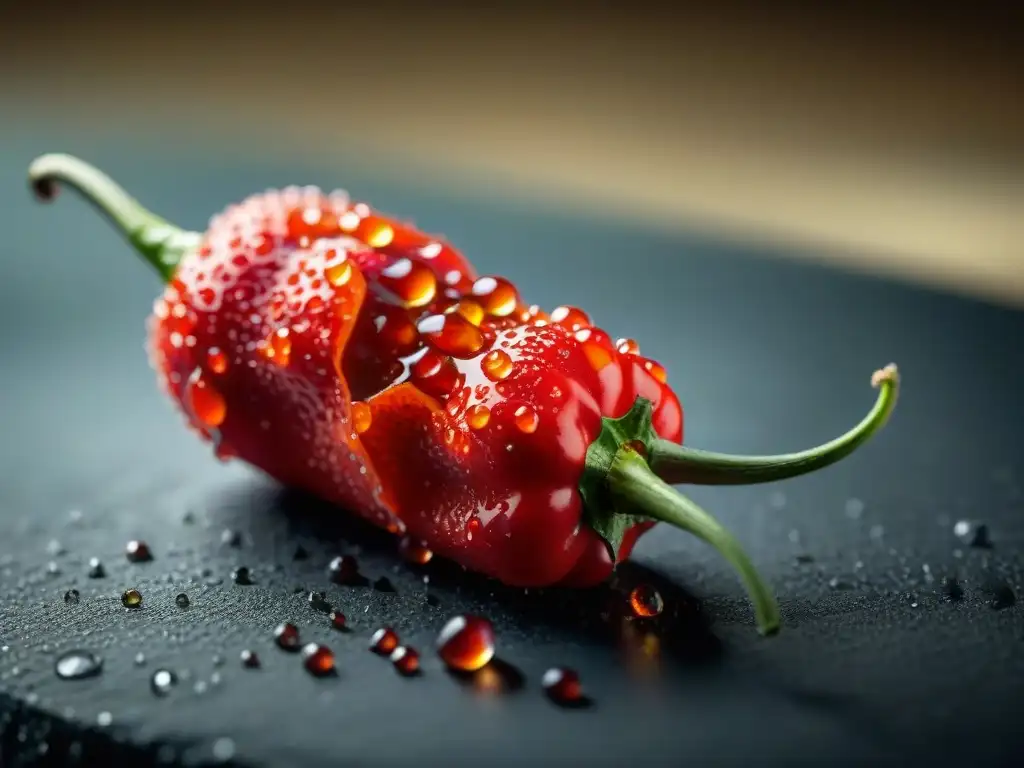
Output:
[{"left": 3, "top": 0, "right": 1022, "bottom": 306}]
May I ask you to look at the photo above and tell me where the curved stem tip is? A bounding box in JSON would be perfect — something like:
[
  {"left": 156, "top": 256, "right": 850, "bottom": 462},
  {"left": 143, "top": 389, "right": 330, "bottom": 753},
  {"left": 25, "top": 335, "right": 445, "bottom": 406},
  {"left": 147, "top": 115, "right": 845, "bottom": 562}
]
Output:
[
  {"left": 650, "top": 364, "right": 900, "bottom": 486},
  {"left": 27, "top": 153, "right": 199, "bottom": 283}
]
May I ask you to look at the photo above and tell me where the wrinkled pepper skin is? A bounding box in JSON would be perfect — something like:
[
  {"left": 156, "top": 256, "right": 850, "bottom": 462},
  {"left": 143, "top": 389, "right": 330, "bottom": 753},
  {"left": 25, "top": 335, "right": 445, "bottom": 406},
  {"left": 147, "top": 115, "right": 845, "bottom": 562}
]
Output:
[{"left": 148, "top": 187, "right": 681, "bottom": 587}]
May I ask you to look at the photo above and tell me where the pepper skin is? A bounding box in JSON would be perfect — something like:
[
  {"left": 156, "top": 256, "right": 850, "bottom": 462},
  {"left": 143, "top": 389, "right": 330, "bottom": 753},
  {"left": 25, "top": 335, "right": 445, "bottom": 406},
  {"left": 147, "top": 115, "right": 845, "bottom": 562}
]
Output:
[{"left": 28, "top": 154, "right": 901, "bottom": 635}]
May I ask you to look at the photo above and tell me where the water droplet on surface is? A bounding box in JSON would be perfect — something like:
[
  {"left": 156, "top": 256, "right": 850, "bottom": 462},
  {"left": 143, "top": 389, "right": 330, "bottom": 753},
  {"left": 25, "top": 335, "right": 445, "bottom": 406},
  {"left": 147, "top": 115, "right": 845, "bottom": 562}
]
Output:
[
  {"left": 134, "top": 653, "right": 146, "bottom": 666},
  {"left": 64, "top": 589, "right": 80, "bottom": 604},
  {"left": 985, "top": 580, "right": 1016, "bottom": 610},
  {"left": 292, "top": 545, "right": 309, "bottom": 561},
  {"left": 399, "top": 536, "right": 433, "bottom": 565},
  {"left": 212, "top": 737, "right": 236, "bottom": 762},
  {"left": 231, "top": 566, "right": 253, "bottom": 585},
  {"left": 122, "top": 588, "right": 143, "bottom": 608},
  {"left": 302, "top": 643, "right": 336, "bottom": 677},
  {"left": 220, "top": 529, "right": 243, "bottom": 548},
  {"left": 47, "top": 539, "right": 65, "bottom": 556},
  {"left": 274, "top": 622, "right": 301, "bottom": 651},
  {"left": 97, "top": 712, "right": 113, "bottom": 727},
  {"left": 437, "top": 615, "right": 495, "bottom": 672},
  {"left": 151, "top": 669, "right": 177, "bottom": 696},
  {"left": 370, "top": 627, "right": 399, "bottom": 655},
  {"left": 844, "top": 498, "right": 865, "bottom": 519},
  {"left": 87, "top": 558, "right": 105, "bottom": 578},
  {"left": 175, "top": 593, "right": 190, "bottom": 609},
  {"left": 953, "top": 519, "right": 992, "bottom": 548},
  {"left": 628, "top": 585, "right": 664, "bottom": 618},
  {"left": 47, "top": 560, "right": 61, "bottom": 575},
  {"left": 328, "top": 555, "right": 361, "bottom": 585},
  {"left": 390, "top": 646, "right": 420, "bottom": 676},
  {"left": 308, "top": 591, "right": 332, "bottom": 612},
  {"left": 55, "top": 650, "right": 102, "bottom": 680},
  {"left": 373, "top": 576, "right": 397, "bottom": 593},
  {"left": 942, "top": 576, "right": 964, "bottom": 601},
  {"left": 126, "top": 540, "right": 152, "bottom": 563},
  {"left": 481, "top": 349, "right": 513, "bottom": 381},
  {"left": 465, "top": 403, "right": 491, "bottom": 430},
  {"left": 241, "top": 649, "right": 260, "bottom": 668},
  {"left": 828, "top": 577, "right": 854, "bottom": 591},
  {"left": 542, "top": 667, "right": 583, "bottom": 705},
  {"left": 325, "top": 250, "right": 353, "bottom": 286}
]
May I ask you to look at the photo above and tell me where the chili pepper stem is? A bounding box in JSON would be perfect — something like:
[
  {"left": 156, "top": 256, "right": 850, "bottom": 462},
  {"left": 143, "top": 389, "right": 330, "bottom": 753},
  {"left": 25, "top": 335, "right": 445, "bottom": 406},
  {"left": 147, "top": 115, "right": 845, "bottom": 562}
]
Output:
[
  {"left": 650, "top": 364, "right": 900, "bottom": 486},
  {"left": 607, "top": 447, "right": 781, "bottom": 635},
  {"left": 27, "top": 153, "right": 199, "bottom": 282}
]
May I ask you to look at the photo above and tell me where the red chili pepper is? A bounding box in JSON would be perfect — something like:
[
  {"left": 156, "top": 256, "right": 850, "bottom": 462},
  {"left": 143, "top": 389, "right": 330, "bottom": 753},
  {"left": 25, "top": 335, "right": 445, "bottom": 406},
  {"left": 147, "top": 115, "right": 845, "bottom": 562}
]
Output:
[{"left": 29, "top": 154, "right": 901, "bottom": 635}]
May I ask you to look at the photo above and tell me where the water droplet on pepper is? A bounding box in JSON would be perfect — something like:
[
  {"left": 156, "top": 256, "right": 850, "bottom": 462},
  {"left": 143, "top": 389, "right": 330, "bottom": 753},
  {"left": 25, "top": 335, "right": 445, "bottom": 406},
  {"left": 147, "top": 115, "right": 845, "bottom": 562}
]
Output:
[
  {"left": 550, "top": 306, "right": 590, "bottom": 332},
  {"left": 207, "top": 347, "right": 228, "bottom": 374},
  {"left": 351, "top": 402, "right": 373, "bottom": 434},
  {"left": 616, "top": 338, "right": 640, "bottom": 355},
  {"left": 465, "top": 404, "right": 491, "bottom": 430},
  {"left": 186, "top": 371, "right": 227, "bottom": 428},
  {"left": 379, "top": 258, "right": 436, "bottom": 308},
  {"left": 513, "top": 405, "right": 539, "bottom": 434},
  {"left": 481, "top": 349, "right": 513, "bottom": 381},
  {"left": 471, "top": 276, "right": 518, "bottom": 317},
  {"left": 417, "top": 313, "right": 485, "bottom": 358},
  {"left": 324, "top": 249, "right": 353, "bottom": 287}
]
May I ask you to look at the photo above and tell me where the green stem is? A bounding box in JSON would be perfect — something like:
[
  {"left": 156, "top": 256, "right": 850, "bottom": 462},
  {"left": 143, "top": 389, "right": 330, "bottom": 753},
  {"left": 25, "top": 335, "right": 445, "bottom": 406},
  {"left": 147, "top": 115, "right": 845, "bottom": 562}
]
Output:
[
  {"left": 27, "top": 153, "right": 199, "bottom": 283},
  {"left": 608, "top": 447, "right": 781, "bottom": 635},
  {"left": 650, "top": 364, "right": 900, "bottom": 486}
]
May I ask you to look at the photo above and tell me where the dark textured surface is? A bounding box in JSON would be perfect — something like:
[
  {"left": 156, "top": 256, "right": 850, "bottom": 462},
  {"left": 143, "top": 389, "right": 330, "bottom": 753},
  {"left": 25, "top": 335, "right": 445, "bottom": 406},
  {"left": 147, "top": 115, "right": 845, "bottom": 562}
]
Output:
[{"left": 1, "top": 132, "right": 1022, "bottom": 767}]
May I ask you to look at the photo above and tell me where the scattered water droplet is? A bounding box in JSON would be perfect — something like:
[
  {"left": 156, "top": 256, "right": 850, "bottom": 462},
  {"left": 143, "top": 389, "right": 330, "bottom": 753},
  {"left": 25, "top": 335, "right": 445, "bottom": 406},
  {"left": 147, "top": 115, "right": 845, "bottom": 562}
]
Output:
[
  {"left": 122, "top": 588, "right": 143, "bottom": 609},
  {"left": 828, "top": 577, "right": 854, "bottom": 591},
  {"left": 274, "top": 622, "right": 300, "bottom": 651},
  {"left": 175, "top": 593, "right": 190, "bottom": 609},
  {"left": 220, "top": 529, "right": 243, "bottom": 548},
  {"left": 292, "top": 545, "right": 309, "bottom": 560},
  {"left": 97, "top": 712, "right": 113, "bottom": 727},
  {"left": 942, "top": 576, "right": 964, "bottom": 601},
  {"left": 370, "top": 627, "right": 399, "bottom": 655},
  {"left": 373, "top": 576, "right": 396, "bottom": 593},
  {"left": 390, "top": 646, "right": 420, "bottom": 676},
  {"left": 844, "top": 498, "right": 865, "bottom": 519},
  {"left": 151, "top": 669, "right": 177, "bottom": 696},
  {"left": 308, "top": 591, "right": 332, "bottom": 612},
  {"left": 134, "top": 653, "right": 146, "bottom": 666},
  {"left": 63, "top": 589, "right": 80, "bottom": 604},
  {"left": 231, "top": 566, "right": 253, "bottom": 585},
  {"left": 329, "top": 610, "right": 347, "bottom": 630},
  {"left": 985, "top": 580, "right": 1016, "bottom": 610},
  {"left": 437, "top": 615, "right": 495, "bottom": 672},
  {"left": 542, "top": 667, "right": 583, "bottom": 706},
  {"left": 953, "top": 520, "right": 992, "bottom": 548},
  {"left": 87, "top": 558, "right": 106, "bottom": 578},
  {"left": 54, "top": 650, "right": 102, "bottom": 680},
  {"left": 212, "top": 737, "right": 236, "bottom": 762},
  {"left": 302, "top": 643, "right": 336, "bottom": 677},
  {"left": 328, "top": 555, "right": 361, "bottom": 585},
  {"left": 126, "top": 540, "right": 152, "bottom": 563},
  {"left": 47, "top": 539, "right": 65, "bottom": 556},
  {"left": 241, "top": 649, "right": 260, "bottom": 668},
  {"left": 399, "top": 536, "right": 433, "bottom": 565},
  {"left": 628, "top": 585, "right": 664, "bottom": 618}
]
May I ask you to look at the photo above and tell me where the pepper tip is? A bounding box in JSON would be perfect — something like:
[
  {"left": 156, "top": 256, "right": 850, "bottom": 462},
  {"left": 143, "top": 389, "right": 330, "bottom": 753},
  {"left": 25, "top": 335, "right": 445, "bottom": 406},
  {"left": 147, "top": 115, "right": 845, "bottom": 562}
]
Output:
[{"left": 27, "top": 153, "right": 69, "bottom": 203}]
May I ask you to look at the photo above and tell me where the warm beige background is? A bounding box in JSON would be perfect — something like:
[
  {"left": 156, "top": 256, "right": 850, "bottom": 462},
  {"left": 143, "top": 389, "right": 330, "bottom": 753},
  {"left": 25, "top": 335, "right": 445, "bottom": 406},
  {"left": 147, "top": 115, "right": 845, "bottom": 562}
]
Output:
[{"left": 3, "top": 3, "right": 1023, "bottom": 306}]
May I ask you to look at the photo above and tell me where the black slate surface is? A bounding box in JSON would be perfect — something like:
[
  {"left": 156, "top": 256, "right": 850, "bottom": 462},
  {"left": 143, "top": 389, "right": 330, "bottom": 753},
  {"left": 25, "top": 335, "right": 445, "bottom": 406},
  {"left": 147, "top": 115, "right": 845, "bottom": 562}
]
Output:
[{"left": 1, "top": 131, "right": 1022, "bottom": 768}]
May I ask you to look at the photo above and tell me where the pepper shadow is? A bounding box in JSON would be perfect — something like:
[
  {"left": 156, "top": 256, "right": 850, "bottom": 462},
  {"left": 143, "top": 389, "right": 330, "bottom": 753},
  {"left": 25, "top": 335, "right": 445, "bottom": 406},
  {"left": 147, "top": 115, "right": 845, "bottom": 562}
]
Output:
[{"left": 212, "top": 481, "right": 724, "bottom": 670}]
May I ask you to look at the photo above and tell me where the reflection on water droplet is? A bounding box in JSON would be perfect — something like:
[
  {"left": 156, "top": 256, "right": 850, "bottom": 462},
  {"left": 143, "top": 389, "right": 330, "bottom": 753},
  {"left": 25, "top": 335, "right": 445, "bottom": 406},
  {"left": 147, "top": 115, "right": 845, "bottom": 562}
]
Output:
[
  {"left": 302, "top": 643, "right": 336, "bottom": 677},
  {"left": 390, "top": 646, "right": 420, "bottom": 676},
  {"left": 126, "top": 540, "right": 152, "bottom": 563},
  {"left": 175, "top": 593, "right": 190, "bottom": 608},
  {"left": 87, "top": 558, "right": 105, "bottom": 578},
  {"left": 55, "top": 650, "right": 103, "bottom": 680},
  {"left": 628, "top": 585, "right": 663, "bottom": 618},
  {"left": 370, "top": 627, "right": 399, "bottom": 655},
  {"left": 437, "top": 615, "right": 495, "bottom": 672},
  {"left": 241, "top": 649, "right": 260, "bottom": 668},
  {"left": 122, "top": 588, "right": 143, "bottom": 608},
  {"left": 64, "top": 589, "right": 80, "bottom": 604},
  {"left": 542, "top": 667, "right": 583, "bottom": 705},
  {"left": 151, "top": 668, "right": 177, "bottom": 696}
]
